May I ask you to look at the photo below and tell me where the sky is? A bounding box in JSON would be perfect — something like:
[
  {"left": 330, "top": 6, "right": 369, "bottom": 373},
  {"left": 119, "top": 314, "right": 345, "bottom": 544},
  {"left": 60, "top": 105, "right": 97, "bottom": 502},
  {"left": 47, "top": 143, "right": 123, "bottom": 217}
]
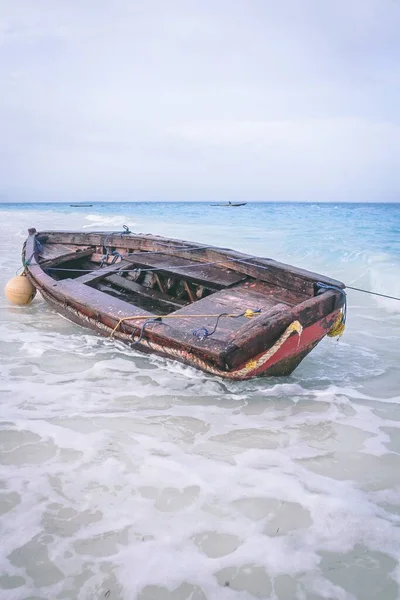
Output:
[{"left": 1, "top": 0, "right": 399, "bottom": 203}]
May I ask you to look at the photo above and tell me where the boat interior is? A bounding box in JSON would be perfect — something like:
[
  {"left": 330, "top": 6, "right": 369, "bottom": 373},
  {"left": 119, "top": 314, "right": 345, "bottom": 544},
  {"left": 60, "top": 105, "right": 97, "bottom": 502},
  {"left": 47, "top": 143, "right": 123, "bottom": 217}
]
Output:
[{"left": 35, "top": 235, "right": 312, "bottom": 343}]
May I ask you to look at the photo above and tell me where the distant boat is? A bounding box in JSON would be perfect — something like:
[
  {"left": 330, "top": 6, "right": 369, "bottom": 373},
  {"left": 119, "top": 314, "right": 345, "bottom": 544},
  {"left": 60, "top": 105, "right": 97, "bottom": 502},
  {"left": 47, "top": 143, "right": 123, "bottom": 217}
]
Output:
[
  {"left": 70, "top": 204, "right": 93, "bottom": 207},
  {"left": 210, "top": 202, "right": 247, "bottom": 207}
]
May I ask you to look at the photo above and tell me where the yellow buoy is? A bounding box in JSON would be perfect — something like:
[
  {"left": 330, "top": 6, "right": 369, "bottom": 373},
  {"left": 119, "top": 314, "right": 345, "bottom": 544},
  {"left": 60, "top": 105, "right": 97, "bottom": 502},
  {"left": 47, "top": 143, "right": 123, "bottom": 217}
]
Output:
[{"left": 5, "top": 274, "right": 36, "bottom": 306}]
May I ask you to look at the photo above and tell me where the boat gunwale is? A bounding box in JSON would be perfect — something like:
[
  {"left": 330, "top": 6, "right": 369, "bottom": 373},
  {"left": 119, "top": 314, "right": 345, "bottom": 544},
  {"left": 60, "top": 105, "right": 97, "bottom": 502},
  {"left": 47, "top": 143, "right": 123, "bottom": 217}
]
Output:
[{"left": 33, "top": 229, "right": 346, "bottom": 291}]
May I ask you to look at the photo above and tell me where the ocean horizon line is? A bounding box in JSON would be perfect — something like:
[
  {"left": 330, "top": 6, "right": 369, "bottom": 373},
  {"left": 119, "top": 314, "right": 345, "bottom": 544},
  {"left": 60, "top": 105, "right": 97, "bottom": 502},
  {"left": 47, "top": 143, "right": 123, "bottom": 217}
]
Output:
[{"left": 1, "top": 200, "right": 399, "bottom": 206}]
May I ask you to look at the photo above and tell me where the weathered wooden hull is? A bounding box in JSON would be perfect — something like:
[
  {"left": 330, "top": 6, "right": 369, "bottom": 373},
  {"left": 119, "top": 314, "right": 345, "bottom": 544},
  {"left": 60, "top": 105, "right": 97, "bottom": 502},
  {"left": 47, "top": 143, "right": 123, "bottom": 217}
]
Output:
[
  {"left": 38, "top": 286, "right": 340, "bottom": 379},
  {"left": 23, "top": 229, "right": 346, "bottom": 379}
]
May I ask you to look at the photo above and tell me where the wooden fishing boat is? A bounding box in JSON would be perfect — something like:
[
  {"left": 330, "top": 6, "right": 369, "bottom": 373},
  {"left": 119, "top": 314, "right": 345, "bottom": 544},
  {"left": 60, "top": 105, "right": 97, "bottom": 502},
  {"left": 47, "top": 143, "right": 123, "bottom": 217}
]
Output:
[{"left": 22, "top": 227, "right": 346, "bottom": 380}]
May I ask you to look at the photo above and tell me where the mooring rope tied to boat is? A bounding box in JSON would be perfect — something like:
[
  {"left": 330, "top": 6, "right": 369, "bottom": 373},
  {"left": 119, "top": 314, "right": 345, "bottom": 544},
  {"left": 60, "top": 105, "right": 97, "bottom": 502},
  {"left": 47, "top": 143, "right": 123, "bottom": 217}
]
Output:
[
  {"left": 345, "top": 286, "right": 400, "bottom": 301},
  {"left": 110, "top": 308, "right": 262, "bottom": 339}
]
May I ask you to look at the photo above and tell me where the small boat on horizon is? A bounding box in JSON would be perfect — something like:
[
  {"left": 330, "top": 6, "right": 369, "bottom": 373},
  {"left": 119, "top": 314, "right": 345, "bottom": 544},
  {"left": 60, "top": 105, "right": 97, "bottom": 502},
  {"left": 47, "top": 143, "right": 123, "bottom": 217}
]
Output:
[
  {"left": 21, "top": 228, "right": 346, "bottom": 380},
  {"left": 210, "top": 201, "right": 247, "bottom": 207},
  {"left": 70, "top": 203, "right": 93, "bottom": 207}
]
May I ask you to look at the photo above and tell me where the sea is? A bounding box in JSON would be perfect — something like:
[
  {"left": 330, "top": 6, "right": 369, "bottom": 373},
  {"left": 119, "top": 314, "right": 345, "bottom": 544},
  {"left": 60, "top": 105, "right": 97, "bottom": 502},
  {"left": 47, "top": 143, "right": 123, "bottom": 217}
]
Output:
[{"left": 0, "top": 201, "right": 400, "bottom": 600}]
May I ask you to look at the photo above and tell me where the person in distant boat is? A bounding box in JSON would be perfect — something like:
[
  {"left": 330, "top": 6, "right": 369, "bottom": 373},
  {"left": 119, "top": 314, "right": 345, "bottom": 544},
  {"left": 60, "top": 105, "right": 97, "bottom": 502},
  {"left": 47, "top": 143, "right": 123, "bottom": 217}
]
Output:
[{"left": 228, "top": 201, "right": 231, "bottom": 205}]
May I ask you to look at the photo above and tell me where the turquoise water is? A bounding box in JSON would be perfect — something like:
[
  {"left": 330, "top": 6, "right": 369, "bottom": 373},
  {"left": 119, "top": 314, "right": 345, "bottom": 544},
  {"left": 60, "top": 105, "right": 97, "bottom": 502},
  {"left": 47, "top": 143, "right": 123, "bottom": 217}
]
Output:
[
  {"left": 1, "top": 202, "right": 400, "bottom": 600},
  {"left": 3, "top": 200, "right": 400, "bottom": 263}
]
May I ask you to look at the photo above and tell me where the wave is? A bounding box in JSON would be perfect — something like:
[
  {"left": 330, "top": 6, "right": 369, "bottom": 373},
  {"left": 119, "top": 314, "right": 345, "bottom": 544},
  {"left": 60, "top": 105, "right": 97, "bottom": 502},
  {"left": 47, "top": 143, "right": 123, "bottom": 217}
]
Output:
[{"left": 82, "top": 214, "right": 136, "bottom": 229}]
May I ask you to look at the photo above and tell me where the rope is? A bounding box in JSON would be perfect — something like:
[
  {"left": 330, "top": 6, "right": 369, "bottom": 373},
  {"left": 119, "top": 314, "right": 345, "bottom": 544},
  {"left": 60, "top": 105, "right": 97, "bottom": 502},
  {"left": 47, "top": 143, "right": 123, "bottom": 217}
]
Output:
[
  {"left": 236, "top": 320, "right": 303, "bottom": 376},
  {"left": 346, "top": 286, "right": 400, "bottom": 302},
  {"left": 192, "top": 308, "right": 261, "bottom": 340},
  {"left": 127, "top": 319, "right": 303, "bottom": 379},
  {"left": 316, "top": 281, "right": 347, "bottom": 337},
  {"left": 110, "top": 308, "right": 261, "bottom": 339},
  {"left": 130, "top": 318, "right": 162, "bottom": 347},
  {"left": 100, "top": 232, "right": 118, "bottom": 267},
  {"left": 39, "top": 283, "right": 305, "bottom": 379},
  {"left": 18, "top": 238, "right": 42, "bottom": 275}
]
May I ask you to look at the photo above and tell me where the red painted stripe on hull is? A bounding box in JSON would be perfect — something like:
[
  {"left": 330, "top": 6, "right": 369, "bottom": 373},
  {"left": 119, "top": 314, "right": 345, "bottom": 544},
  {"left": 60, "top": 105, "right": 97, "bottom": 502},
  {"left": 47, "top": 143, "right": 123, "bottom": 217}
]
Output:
[{"left": 247, "top": 311, "right": 339, "bottom": 377}]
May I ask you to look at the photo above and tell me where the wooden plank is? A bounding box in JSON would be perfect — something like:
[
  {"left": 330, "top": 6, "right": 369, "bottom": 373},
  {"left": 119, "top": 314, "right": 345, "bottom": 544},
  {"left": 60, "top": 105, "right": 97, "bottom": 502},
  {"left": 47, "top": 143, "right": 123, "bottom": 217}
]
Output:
[
  {"left": 60, "top": 279, "right": 152, "bottom": 320},
  {"left": 90, "top": 253, "right": 123, "bottom": 264},
  {"left": 40, "top": 247, "right": 93, "bottom": 267},
  {"left": 154, "top": 273, "right": 166, "bottom": 294},
  {"left": 120, "top": 252, "right": 246, "bottom": 289},
  {"left": 228, "top": 304, "right": 292, "bottom": 347},
  {"left": 105, "top": 274, "right": 186, "bottom": 309},
  {"left": 183, "top": 281, "right": 196, "bottom": 303},
  {"left": 230, "top": 280, "right": 306, "bottom": 306},
  {"left": 97, "top": 283, "right": 125, "bottom": 298},
  {"left": 38, "top": 243, "right": 77, "bottom": 260},
  {"left": 74, "top": 260, "right": 132, "bottom": 285},
  {"left": 167, "top": 283, "right": 287, "bottom": 343}
]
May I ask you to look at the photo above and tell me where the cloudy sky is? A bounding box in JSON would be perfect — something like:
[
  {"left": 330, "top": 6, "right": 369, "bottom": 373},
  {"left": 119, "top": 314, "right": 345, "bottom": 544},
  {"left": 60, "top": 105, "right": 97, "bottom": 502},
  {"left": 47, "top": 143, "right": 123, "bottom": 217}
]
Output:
[{"left": 1, "top": 0, "right": 399, "bottom": 202}]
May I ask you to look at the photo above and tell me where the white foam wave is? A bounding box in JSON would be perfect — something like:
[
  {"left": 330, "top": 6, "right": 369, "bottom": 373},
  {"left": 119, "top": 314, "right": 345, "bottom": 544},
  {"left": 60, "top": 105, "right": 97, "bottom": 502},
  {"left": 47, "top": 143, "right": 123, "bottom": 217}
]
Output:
[
  {"left": 82, "top": 214, "right": 136, "bottom": 229},
  {"left": 1, "top": 204, "right": 400, "bottom": 599}
]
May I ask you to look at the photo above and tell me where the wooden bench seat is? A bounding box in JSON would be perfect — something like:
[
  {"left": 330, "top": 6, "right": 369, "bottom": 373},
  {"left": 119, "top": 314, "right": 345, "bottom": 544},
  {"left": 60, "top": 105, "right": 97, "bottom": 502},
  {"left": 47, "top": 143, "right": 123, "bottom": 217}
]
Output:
[
  {"left": 60, "top": 279, "right": 152, "bottom": 319},
  {"left": 118, "top": 252, "right": 247, "bottom": 289},
  {"left": 168, "top": 281, "right": 293, "bottom": 343}
]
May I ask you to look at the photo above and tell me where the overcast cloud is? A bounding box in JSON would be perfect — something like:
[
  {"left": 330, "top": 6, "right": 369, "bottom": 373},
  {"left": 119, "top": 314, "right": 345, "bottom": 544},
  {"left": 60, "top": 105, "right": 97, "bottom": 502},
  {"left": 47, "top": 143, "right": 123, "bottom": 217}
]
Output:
[{"left": 1, "top": 0, "right": 399, "bottom": 202}]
